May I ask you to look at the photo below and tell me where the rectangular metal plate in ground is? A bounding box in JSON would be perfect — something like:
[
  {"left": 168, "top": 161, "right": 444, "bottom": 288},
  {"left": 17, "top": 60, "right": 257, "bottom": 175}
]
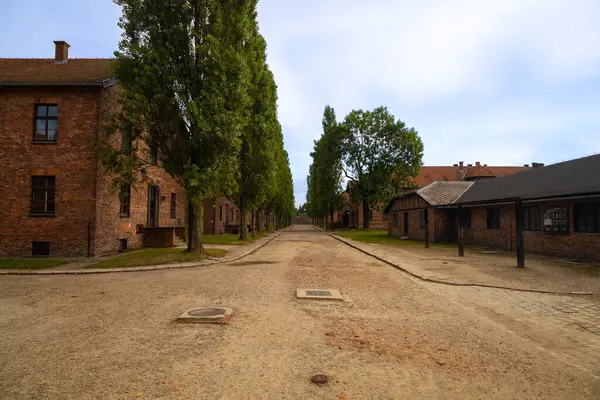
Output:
[
  {"left": 175, "top": 307, "right": 233, "bottom": 323},
  {"left": 296, "top": 288, "right": 344, "bottom": 300}
]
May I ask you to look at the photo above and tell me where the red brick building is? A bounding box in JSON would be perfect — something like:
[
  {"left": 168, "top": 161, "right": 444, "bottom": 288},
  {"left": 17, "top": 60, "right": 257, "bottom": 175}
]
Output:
[
  {"left": 0, "top": 41, "right": 187, "bottom": 257},
  {"left": 337, "top": 162, "right": 530, "bottom": 229},
  {"left": 203, "top": 197, "right": 241, "bottom": 234},
  {"left": 385, "top": 154, "right": 600, "bottom": 262}
]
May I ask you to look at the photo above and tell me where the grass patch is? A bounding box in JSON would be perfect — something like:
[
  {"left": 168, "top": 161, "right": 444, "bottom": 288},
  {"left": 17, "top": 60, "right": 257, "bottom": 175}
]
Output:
[
  {"left": 0, "top": 258, "right": 70, "bottom": 270},
  {"left": 336, "top": 229, "right": 455, "bottom": 247},
  {"left": 88, "top": 248, "right": 227, "bottom": 269},
  {"left": 201, "top": 231, "right": 271, "bottom": 245}
]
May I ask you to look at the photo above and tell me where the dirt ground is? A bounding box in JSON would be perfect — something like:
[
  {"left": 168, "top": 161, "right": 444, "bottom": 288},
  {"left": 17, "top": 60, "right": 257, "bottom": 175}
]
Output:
[
  {"left": 0, "top": 225, "right": 599, "bottom": 399},
  {"left": 337, "top": 236, "right": 600, "bottom": 295}
]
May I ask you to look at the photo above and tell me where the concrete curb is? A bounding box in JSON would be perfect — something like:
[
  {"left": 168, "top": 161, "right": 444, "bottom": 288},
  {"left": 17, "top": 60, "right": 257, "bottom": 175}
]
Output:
[
  {"left": 0, "top": 232, "right": 281, "bottom": 276},
  {"left": 329, "top": 233, "right": 593, "bottom": 296}
]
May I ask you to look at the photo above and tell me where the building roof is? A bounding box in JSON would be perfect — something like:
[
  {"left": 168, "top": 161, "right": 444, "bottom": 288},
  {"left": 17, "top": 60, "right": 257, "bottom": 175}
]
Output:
[
  {"left": 456, "top": 153, "right": 600, "bottom": 204},
  {"left": 417, "top": 181, "right": 474, "bottom": 205},
  {"left": 384, "top": 181, "right": 472, "bottom": 213},
  {"left": 410, "top": 164, "right": 529, "bottom": 186},
  {"left": 0, "top": 58, "right": 112, "bottom": 86}
]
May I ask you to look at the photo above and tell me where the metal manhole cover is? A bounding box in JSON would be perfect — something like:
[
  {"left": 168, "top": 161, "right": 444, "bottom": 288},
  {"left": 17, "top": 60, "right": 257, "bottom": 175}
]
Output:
[
  {"left": 175, "top": 307, "right": 233, "bottom": 323},
  {"left": 188, "top": 308, "right": 226, "bottom": 317},
  {"left": 296, "top": 288, "right": 344, "bottom": 300},
  {"left": 306, "top": 290, "right": 332, "bottom": 297}
]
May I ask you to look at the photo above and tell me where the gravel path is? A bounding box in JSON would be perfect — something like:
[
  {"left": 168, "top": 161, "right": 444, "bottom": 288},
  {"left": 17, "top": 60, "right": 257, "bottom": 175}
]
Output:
[{"left": 0, "top": 225, "right": 598, "bottom": 399}]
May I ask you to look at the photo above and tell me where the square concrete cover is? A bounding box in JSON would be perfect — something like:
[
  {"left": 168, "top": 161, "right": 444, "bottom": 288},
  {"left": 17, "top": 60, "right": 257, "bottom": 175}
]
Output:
[
  {"left": 296, "top": 288, "right": 344, "bottom": 300},
  {"left": 175, "top": 307, "right": 233, "bottom": 323}
]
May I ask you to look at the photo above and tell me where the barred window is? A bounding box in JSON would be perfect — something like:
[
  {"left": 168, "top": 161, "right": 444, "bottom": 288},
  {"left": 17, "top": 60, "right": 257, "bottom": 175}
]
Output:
[{"left": 32, "top": 176, "right": 56, "bottom": 214}]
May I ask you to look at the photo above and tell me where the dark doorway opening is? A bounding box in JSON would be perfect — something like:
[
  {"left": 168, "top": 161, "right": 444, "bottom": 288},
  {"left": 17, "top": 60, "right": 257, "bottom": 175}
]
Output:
[
  {"left": 148, "top": 185, "right": 160, "bottom": 228},
  {"left": 343, "top": 211, "right": 350, "bottom": 227},
  {"left": 403, "top": 212, "right": 409, "bottom": 236}
]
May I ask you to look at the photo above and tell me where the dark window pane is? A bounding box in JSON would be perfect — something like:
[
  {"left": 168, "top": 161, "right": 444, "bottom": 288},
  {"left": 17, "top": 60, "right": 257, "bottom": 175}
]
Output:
[
  {"left": 48, "top": 105, "right": 58, "bottom": 117},
  {"left": 36, "top": 105, "right": 47, "bottom": 116}
]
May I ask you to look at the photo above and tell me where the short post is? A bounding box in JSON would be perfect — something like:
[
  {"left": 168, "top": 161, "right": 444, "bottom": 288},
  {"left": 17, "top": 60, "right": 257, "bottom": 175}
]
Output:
[
  {"left": 458, "top": 206, "right": 464, "bottom": 257},
  {"left": 424, "top": 209, "right": 429, "bottom": 248},
  {"left": 515, "top": 198, "right": 525, "bottom": 268}
]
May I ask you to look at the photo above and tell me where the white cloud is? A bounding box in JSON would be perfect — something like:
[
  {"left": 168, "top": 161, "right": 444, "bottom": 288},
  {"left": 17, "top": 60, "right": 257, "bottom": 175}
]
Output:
[{"left": 257, "top": 0, "right": 600, "bottom": 205}]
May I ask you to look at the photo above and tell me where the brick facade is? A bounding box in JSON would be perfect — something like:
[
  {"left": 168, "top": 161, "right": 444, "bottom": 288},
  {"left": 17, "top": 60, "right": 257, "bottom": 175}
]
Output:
[
  {"left": 203, "top": 197, "right": 240, "bottom": 235},
  {"left": 0, "top": 49, "right": 187, "bottom": 257}
]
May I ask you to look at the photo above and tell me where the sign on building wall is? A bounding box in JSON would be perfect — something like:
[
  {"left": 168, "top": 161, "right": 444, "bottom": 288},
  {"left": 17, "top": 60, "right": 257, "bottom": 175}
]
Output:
[{"left": 543, "top": 206, "right": 569, "bottom": 234}]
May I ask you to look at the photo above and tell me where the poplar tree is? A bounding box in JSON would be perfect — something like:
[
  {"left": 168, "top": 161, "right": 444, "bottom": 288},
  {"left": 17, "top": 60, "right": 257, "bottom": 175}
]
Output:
[{"left": 103, "top": 0, "right": 255, "bottom": 251}]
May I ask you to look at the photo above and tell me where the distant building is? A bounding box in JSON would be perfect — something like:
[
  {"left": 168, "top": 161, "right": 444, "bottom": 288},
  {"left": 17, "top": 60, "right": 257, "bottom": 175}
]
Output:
[{"left": 385, "top": 154, "right": 600, "bottom": 261}]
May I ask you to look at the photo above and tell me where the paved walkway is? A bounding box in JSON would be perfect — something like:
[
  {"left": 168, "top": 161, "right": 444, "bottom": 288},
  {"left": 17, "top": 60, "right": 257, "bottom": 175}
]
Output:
[
  {"left": 0, "top": 226, "right": 598, "bottom": 398},
  {"left": 332, "top": 233, "right": 600, "bottom": 295}
]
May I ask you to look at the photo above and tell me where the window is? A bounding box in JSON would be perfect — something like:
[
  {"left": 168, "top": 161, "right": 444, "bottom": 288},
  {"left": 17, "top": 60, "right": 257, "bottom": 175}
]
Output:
[
  {"left": 486, "top": 207, "right": 500, "bottom": 229},
  {"left": 419, "top": 211, "right": 426, "bottom": 228},
  {"left": 461, "top": 208, "right": 472, "bottom": 229},
  {"left": 236, "top": 210, "right": 240, "bottom": 220},
  {"left": 32, "top": 241, "right": 50, "bottom": 256},
  {"left": 119, "top": 185, "right": 131, "bottom": 217},
  {"left": 119, "top": 238, "right": 128, "bottom": 251},
  {"left": 31, "top": 176, "right": 55, "bottom": 215},
  {"left": 393, "top": 213, "right": 398, "bottom": 227},
  {"left": 34, "top": 104, "right": 58, "bottom": 142},
  {"left": 170, "top": 193, "right": 176, "bottom": 219},
  {"left": 543, "top": 206, "right": 569, "bottom": 234},
  {"left": 524, "top": 206, "right": 541, "bottom": 231},
  {"left": 219, "top": 205, "right": 223, "bottom": 221},
  {"left": 574, "top": 203, "right": 600, "bottom": 233}
]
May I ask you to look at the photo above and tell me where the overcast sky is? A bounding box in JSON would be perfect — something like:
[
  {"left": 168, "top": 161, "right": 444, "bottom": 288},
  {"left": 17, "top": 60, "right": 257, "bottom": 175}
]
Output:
[{"left": 3, "top": 0, "right": 600, "bottom": 206}]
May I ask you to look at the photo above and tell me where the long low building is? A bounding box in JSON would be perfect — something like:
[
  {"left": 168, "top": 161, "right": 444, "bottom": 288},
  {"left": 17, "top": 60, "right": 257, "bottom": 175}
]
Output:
[{"left": 385, "top": 154, "right": 600, "bottom": 262}]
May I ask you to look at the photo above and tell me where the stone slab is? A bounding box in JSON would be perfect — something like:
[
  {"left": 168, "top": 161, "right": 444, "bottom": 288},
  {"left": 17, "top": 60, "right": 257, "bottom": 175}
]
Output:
[{"left": 296, "top": 288, "right": 344, "bottom": 300}]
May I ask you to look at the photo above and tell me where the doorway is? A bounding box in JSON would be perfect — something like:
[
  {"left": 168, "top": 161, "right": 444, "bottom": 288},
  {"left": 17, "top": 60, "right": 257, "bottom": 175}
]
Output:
[
  {"left": 403, "top": 212, "right": 409, "bottom": 236},
  {"left": 148, "top": 185, "right": 160, "bottom": 228}
]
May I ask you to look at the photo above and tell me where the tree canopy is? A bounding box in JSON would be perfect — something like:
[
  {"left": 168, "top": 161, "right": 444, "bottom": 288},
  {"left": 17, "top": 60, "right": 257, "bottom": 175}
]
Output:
[{"left": 306, "top": 106, "right": 423, "bottom": 228}]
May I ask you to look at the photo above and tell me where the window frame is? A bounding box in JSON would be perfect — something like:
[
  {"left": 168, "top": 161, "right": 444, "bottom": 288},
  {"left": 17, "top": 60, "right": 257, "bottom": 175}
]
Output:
[
  {"left": 170, "top": 193, "right": 177, "bottom": 219},
  {"left": 33, "top": 104, "right": 58, "bottom": 142},
  {"left": 486, "top": 207, "right": 500, "bottom": 229},
  {"left": 31, "top": 176, "right": 56, "bottom": 216},
  {"left": 524, "top": 205, "right": 541, "bottom": 232},
  {"left": 574, "top": 203, "right": 600, "bottom": 233},
  {"left": 419, "top": 210, "right": 426, "bottom": 228},
  {"left": 119, "top": 185, "right": 131, "bottom": 218},
  {"left": 219, "top": 205, "right": 223, "bottom": 221}
]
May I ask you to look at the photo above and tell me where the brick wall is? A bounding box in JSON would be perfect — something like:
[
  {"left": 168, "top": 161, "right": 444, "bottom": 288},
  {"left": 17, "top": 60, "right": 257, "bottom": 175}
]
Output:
[
  {"left": 463, "top": 201, "right": 600, "bottom": 261},
  {"left": 0, "top": 87, "right": 101, "bottom": 256},
  {"left": 94, "top": 86, "right": 187, "bottom": 256},
  {"left": 142, "top": 227, "right": 176, "bottom": 248},
  {"left": 203, "top": 197, "right": 240, "bottom": 234},
  {"left": 354, "top": 202, "right": 387, "bottom": 229},
  {"left": 388, "top": 208, "right": 435, "bottom": 242}
]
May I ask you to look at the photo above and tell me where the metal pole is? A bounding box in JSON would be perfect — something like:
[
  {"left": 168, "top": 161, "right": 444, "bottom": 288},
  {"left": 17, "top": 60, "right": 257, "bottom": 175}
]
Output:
[
  {"left": 424, "top": 209, "right": 429, "bottom": 248},
  {"left": 458, "top": 206, "right": 464, "bottom": 257}
]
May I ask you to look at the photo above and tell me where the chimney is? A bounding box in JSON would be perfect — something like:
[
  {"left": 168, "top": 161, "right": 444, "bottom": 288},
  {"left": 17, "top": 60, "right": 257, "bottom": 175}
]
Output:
[
  {"left": 54, "top": 41, "right": 70, "bottom": 63},
  {"left": 475, "top": 161, "right": 481, "bottom": 167},
  {"left": 532, "top": 162, "right": 545, "bottom": 168},
  {"left": 453, "top": 164, "right": 458, "bottom": 167},
  {"left": 458, "top": 161, "right": 464, "bottom": 168},
  {"left": 524, "top": 164, "right": 530, "bottom": 167}
]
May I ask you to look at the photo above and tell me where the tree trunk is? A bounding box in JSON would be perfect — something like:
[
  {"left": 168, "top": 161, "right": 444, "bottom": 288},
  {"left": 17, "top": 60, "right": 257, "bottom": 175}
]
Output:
[
  {"left": 187, "top": 199, "right": 203, "bottom": 252},
  {"left": 238, "top": 195, "right": 247, "bottom": 241},
  {"left": 265, "top": 209, "right": 270, "bottom": 231},
  {"left": 255, "top": 209, "right": 261, "bottom": 235},
  {"left": 362, "top": 199, "right": 370, "bottom": 229}
]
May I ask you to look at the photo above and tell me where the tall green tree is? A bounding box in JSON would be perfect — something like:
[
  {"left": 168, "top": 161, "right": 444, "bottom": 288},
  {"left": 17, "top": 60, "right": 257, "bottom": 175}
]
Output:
[
  {"left": 103, "top": 0, "right": 255, "bottom": 251},
  {"left": 340, "top": 106, "right": 423, "bottom": 228},
  {"left": 235, "top": 20, "right": 278, "bottom": 240},
  {"left": 306, "top": 106, "right": 343, "bottom": 227}
]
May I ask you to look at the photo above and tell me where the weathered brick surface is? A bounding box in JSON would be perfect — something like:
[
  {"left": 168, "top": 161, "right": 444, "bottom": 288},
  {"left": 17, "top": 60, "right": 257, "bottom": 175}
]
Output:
[
  {"left": 0, "top": 85, "right": 187, "bottom": 257},
  {"left": 0, "top": 87, "right": 100, "bottom": 256},
  {"left": 142, "top": 227, "right": 176, "bottom": 248},
  {"left": 203, "top": 197, "right": 240, "bottom": 235},
  {"left": 388, "top": 209, "right": 435, "bottom": 242}
]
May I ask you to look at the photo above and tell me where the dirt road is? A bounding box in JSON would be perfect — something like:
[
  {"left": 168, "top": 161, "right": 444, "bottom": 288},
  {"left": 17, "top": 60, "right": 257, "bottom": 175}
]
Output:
[{"left": 1, "top": 225, "right": 598, "bottom": 399}]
